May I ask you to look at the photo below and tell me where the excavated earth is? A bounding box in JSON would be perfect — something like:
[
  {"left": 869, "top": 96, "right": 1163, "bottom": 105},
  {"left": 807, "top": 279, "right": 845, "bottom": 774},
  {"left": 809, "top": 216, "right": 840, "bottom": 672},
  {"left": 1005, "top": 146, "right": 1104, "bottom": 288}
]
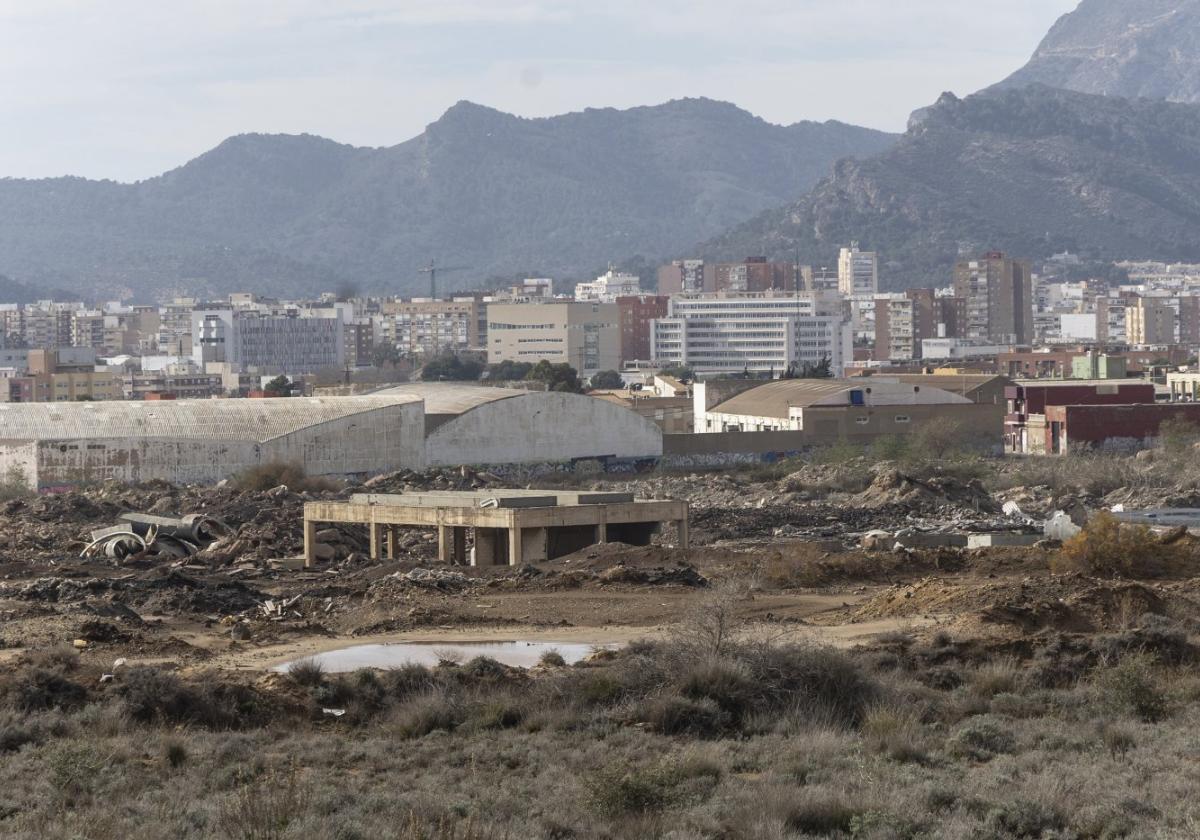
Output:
[{"left": 3, "top": 459, "right": 1200, "bottom": 675}]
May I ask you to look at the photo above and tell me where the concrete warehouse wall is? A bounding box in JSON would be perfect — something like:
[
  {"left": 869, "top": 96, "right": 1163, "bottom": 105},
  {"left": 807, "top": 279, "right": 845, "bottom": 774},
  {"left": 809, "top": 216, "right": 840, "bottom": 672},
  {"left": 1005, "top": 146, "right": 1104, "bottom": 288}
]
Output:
[
  {"left": 425, "top": 392, "right": 663, "bottom": 467},
  {"left": 29, "top": 401, "right": 426, "bottom": 488},
  {"left": 0, "top": 441, "right": 39, "bottom": 490}
]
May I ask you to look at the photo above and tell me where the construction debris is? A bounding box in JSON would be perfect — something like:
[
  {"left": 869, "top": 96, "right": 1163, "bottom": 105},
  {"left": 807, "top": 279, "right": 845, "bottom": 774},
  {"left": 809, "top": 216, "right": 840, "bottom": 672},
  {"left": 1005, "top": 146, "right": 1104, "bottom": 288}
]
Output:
[{"left": 81, "top": 512, "right": 233, "bottom": 561}]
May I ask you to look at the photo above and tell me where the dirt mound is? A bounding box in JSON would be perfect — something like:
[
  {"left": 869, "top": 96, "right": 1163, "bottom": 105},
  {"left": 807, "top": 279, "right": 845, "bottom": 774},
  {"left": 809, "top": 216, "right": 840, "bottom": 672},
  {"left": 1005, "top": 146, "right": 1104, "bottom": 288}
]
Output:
[
  {"left": 852, "top": 470, "right": 997, "bottom": 514},
  {"left": 853, "top": 574, "right": 1200, "bottom": 634}
]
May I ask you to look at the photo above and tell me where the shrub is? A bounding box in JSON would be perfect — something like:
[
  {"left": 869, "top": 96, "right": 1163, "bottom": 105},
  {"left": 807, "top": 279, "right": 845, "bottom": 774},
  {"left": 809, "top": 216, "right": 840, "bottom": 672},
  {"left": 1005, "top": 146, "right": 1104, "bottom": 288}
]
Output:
[
  {"left": 48, "top": 742, "right": 106, "bottom": 799},
  {"left": 118, "top": 668, "right": 271, "bottom": 729},
  {"left": 6, "top": 668, "right": 88, "bottom": 712},
  {"left": 287, "top": 658, "right": 325, "bottom": 688},
  {"left": 389, "top": 690, "right": 464, "bottom": 738},
  {"left": 1054, "top": 511, "right": 1173, "bottom": 578},
  {"left": 234, "top": 461, "right": 339, "bottom": 493},
  {"left": 780, "top": 790, "right": 861, "bottom": 835},
  {"left": 386, "top": 663, "right": 436, "bottom": 699},
  {"left": 861, "top": 705, "right": 927, "bottom": 763},
  {"left": 637, "top": 694, "right": 728, "bottom": 737},
  {"left": 1099, "top": 722, "right": 1136, "bottom": 758},
  {"left": 677, "top": 657, "right": 755, "bottom": 721},
  {"left": 217, "top": 765, "right": 313, "bottom": 840},
  {"left": 982, "top": 800, "right": 1064, "bottom": 838},
  {"left": 538, "top": 649, "right": 566, "bottom": 668},
  {"left": 584, "top": 761, "right": 684, "bottom": 817},
  {"left": 946, "top": 715, "right": 1017, "bottom": 761},
  {"left": 165, "top": 740, "right": 189, "bottom": 769},
  {"left": 740, "top": 641, "right": 878, "bottom": 727},
  {"left": 1096, "top": 653, "right": 1168, "bottom": 723}
]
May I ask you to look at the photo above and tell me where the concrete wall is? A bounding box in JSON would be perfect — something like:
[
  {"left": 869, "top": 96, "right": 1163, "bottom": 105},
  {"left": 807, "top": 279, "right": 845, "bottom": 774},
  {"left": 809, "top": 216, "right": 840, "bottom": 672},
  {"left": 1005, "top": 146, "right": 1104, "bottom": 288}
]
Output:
[
  {"left": 0, "top": 441, "right": 39, "bottom": 490},
  {"left": 26, "top": 401, "right": 426, "bottom": 488},
  {"left": 426, "top": 392, "right": 663, "bottom": 467}
]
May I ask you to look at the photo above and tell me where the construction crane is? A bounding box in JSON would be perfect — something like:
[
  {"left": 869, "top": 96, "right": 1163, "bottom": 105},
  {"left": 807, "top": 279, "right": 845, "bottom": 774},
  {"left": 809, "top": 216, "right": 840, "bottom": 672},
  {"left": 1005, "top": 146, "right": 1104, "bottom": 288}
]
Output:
[{"left": 418, "top": 261, "right": 472, "bottom": 301}]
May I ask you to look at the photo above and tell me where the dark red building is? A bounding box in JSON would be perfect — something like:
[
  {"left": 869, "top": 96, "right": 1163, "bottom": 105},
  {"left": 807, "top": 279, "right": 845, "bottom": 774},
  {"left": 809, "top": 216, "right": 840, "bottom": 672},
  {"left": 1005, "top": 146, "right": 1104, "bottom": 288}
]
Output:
[
  {"left": 1045, "top": 403, "right": 1200, "bottom": 454},
  {"left": 616, "top": 295, "right": 669, "bottom": 365},
  {"left": 1005, "top": 381, "right": 1157, "bottom": 454}
]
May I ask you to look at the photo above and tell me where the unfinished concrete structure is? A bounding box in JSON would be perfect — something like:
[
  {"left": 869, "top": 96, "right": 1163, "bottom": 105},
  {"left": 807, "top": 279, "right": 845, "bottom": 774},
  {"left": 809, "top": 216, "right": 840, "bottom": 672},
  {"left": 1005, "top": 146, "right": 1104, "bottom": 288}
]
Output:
[{"left": 302, "top": 490, "right": 689, "bottom": 567}]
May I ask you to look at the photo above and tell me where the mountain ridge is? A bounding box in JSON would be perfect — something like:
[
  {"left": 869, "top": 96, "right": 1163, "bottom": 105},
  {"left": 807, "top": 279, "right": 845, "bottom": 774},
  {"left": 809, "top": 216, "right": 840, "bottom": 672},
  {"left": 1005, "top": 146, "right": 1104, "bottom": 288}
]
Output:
[
  {"left": 0, "top": 98, "right": 896, "bottom": 301},
  {"left": 699, "top": 84, "right": 1200, "bottom": 289}
]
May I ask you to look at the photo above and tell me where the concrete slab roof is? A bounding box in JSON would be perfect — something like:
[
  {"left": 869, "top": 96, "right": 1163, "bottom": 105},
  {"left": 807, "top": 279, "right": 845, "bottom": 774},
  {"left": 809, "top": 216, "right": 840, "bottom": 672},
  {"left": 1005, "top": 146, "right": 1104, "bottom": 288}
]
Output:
[{"left": 0, "top": 395, "right": 421, "bottom": 444}]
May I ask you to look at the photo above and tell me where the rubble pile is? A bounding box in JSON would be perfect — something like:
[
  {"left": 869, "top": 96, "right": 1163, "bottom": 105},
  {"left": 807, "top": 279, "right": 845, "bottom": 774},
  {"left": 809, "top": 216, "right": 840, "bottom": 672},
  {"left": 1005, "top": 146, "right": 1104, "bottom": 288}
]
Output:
[{"left": 851, "top": 470, "right": 997, "bottom": 514}]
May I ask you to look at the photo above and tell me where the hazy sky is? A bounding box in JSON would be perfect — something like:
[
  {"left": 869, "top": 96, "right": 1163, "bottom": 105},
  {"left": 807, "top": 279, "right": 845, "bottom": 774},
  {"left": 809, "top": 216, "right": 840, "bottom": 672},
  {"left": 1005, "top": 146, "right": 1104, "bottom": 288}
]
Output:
[{"left": 0, "top": 0, "right": 1079, "bottom": 182}]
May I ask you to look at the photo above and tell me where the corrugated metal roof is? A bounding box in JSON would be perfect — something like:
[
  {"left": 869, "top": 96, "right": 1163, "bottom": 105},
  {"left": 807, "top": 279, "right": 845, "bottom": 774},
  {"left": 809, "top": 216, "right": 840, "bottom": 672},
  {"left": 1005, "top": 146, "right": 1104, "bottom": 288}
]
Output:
[
  {"left": 375, "top": 383, "right": 524, "bottom": 416},
  {"left": 0, "top": 395, "right": 421, "bottom": 444},
  {"left": 709, "top": 379, "right": 969, "bottom": 419},
  {"left": 709, "top": 381, "right": 858, "bottom": 419}
]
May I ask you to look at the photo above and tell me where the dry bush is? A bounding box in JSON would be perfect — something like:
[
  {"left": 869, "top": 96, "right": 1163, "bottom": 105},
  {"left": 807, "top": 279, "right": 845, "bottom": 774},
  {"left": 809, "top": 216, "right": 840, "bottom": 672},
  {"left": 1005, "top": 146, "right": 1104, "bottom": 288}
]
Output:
[
  {"left": 861, "top": 704, "right": 927, "bottom": 763},
  {"left": 234, "top": 461, "right": 340, "bottom": 493},
  {"left": 1053, "top": 511, "right": 1175, "bottom": 578},
  {"left": 1095, "top": 652, "right": 1168, "bottom": 723},
  {"left": 286, "top": 658, "right": 324, "bottom": 688},
  {"left": 217, "top": 765, "right": 312, "bottom": 840}
]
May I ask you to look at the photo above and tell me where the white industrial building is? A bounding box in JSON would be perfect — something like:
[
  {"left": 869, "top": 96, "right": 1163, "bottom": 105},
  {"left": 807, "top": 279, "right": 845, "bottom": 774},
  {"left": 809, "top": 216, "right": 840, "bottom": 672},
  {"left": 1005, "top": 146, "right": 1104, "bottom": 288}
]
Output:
[
  {"left": 378, "top": 383, "right": 663, "bottom": 468},
  {"left": 650, "top": 292, "right": 852, "bottom": 377},
  {"left": 0, "top": 396, "right": 425, "bottom": 489},
  {"left": 0, "top": 385, "right": 665, "bottom": 490}
]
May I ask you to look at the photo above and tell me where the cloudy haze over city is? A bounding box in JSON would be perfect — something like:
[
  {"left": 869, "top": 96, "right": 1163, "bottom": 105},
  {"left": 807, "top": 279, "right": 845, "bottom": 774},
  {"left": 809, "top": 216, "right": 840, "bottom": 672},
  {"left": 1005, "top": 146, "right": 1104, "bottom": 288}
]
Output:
[{"left": 0, "top": 0, "right": 1075, "bottom": 180}]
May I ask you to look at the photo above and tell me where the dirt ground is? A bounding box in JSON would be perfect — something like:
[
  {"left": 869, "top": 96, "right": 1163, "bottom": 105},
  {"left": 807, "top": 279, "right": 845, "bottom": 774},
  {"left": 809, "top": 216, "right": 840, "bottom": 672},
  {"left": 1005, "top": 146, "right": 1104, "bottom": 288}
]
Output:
[{"left": 3, "top": 459, "right": 1199, "bottom": 679}]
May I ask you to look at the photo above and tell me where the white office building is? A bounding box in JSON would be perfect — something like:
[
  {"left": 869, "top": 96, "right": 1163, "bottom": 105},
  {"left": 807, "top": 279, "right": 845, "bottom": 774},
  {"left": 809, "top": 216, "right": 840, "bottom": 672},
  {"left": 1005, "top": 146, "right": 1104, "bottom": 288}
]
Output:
[
  {"left": 650, "top": 292, "right": 852, "bottom": 377},
  {"left": 575, "top": 268, "right": 642, "bottom": 302}
]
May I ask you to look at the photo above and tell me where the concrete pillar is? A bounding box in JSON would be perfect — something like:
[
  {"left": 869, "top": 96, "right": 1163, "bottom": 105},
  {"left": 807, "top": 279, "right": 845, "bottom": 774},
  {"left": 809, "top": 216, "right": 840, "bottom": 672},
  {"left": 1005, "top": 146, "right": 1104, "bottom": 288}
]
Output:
[
  {"left": 507, "top": 527, "right": 523, "bottom": 567},
  {"left": 677, "top": 518, "right": 690, "bottom": 549},
  {"left": 438, "top": 525, "right": 452, "bottom": 564},
  {"left": 369, "top": 522, "right": 386, "bottom": 561},
  {"left": 474, "top": 528, "right": 498, "bottom": 567},
  {"left": 597, "top": 521, "right": 608, "bottom": 543},
  {"left": 385, "top": 526, "right": 398, "bottom": 560},
  {"left": 452, "top": 528, "right": 467, "bottom": 565},
  {"left": 521, "top": 527, "right": 548, "bottom": 563},
  {"left": 303, "top": 517, "right": 317, "bottom": 568}
]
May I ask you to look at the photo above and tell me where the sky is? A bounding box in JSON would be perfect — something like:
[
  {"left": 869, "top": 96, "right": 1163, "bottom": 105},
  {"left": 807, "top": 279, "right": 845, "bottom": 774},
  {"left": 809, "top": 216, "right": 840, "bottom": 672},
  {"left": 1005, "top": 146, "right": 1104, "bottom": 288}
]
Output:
[{"left": 0, "top": 0, "right": 1079, "bottom": 182}]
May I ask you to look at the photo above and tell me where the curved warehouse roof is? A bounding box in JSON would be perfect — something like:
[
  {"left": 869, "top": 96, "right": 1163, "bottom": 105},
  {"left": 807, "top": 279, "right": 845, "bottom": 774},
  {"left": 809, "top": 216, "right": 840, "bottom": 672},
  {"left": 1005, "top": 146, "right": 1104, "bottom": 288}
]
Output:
[
  {"left": 710, "top": 380, "right": 970, "bottom": 420},
  {"left": 375, "top": 383, "right": 523, "bottom": 416},
  {"left": 0, "top": 395, "right": 422, "bottom": 444}
]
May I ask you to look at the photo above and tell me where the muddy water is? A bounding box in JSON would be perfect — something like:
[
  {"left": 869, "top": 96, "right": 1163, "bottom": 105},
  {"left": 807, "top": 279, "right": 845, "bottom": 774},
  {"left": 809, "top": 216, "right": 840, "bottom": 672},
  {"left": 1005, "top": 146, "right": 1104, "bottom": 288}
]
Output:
[{"left": 273, "top": 640, "right": 618, "bottom": 673}]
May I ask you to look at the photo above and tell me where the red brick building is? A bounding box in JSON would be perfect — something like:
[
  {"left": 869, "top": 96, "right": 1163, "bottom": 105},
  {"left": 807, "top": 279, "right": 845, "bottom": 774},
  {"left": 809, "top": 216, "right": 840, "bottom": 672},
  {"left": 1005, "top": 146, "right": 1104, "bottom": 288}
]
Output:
[
  {"left": 616, "top": 295, "right": 669, "bottom": 365},
  {"left": 1004, "top": 381, "right": 1157, "bottom": 454},
  {"left": 1044, "top": 403, "right": 1200, "bottom": 454}
]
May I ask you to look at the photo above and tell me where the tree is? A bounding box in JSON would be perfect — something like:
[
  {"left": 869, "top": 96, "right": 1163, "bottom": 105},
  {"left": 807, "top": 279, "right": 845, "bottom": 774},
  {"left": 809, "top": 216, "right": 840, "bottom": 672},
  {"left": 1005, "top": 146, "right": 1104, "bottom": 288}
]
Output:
[
  {"left": 788, "top": 355, "right": 833, "bottom": 379},
  {"left": 526, "top": 360, "right": 583, "bottom": 393},
  {"left": 421, "top": 353, "right": 483, "bottom": 382},
  {"left": 590, "top": 370, "right": 624, "bottom": 390},
  {"left": 264, "top": 375, "right": 293, "bottom": 396},
  {"left": 658, "top": 365, "right": 695, "bottom": 382},
  {"left": 370, "top": 342, "right": 402, "bottom": 369},
  {"left": 485, "top": 360, "right": 533, "bottom": 382}
]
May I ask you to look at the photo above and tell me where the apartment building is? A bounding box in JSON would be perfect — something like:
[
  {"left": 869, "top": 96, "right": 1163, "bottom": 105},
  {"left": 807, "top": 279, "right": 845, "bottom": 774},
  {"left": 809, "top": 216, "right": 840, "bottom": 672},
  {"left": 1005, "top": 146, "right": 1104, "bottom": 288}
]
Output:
[
  {"left": 656, "top": 260, "right": 712, "bottom": 295},
  {"left": 873, "top": 290, "right": 965, "bottom": 361},
  {"left": 1127, "top": 296, "right": 1176, "bottom": 345},
  {"left": 374, "top": 298, "right": 482, "bottom": 357},
  {"left": 953, "top": 252, "right": 1034, "bottom": 344},
  {"left": 838, "top": 244, "right": 879, "bottom": 297},
  {"left": 121, "top": 369, "right": 224, "bottom": 400},
  {"left": 487, "top": 301, "right": 620, "bottom": 376},
  {"left": 616, "top": 295, "right": 669, "bottom": 365},
  {"left": 714, "top": 258, "right": 796, "bottom": 293},
  {"left": 649, "top": 292, "right": 851, "bottom": 377}
]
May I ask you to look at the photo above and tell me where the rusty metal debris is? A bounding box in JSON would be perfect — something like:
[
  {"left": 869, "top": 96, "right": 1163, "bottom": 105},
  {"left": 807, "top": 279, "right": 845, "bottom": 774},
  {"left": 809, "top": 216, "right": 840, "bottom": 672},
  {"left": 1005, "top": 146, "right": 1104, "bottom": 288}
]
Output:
[{"left": 81, "top": 512, "right": 233, "bottom": 561}]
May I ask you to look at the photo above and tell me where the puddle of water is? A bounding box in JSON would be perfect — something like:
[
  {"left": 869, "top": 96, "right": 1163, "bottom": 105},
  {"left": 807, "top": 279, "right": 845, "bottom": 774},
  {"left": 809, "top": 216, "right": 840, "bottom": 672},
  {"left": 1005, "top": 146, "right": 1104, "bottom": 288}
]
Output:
[{"left": 273, "top": 640, "right": 616, "bottom": 674}]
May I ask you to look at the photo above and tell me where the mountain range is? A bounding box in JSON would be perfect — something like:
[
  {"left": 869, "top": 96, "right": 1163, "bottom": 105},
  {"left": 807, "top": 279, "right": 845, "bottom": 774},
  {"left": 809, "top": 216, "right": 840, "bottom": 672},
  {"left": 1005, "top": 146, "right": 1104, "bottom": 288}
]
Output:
[
  {"left": 702, "top": 84, "right": 1200, "bottom": 289},
  {"left": 0, "top": 99, "right": 894, "bottom": 301},
  {"left": 999, "top": 0, "right": 1200, "bottom": 104}
]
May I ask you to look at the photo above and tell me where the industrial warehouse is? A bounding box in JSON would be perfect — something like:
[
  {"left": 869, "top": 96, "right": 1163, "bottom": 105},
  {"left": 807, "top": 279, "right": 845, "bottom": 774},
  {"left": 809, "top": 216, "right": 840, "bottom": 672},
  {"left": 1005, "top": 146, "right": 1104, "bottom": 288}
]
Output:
[{"left": 0, "top": 385, "right": 666, "bottom": 490}]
